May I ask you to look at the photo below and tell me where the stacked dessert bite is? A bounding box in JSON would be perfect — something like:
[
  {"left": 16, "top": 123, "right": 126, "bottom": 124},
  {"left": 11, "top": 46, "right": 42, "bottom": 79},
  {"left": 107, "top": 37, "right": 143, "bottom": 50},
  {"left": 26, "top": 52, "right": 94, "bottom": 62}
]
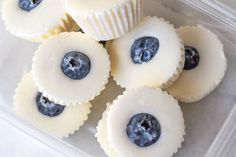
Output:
[{"left": 2, "top": 0, "right": 227, "bottom": 156}]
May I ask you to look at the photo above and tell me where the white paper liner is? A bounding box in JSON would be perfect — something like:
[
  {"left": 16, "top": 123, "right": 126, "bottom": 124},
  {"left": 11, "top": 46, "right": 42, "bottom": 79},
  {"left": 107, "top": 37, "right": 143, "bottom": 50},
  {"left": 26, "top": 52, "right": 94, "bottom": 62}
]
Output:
[{"left": 66, "top": 0, "right": 143, "bottom": 41}]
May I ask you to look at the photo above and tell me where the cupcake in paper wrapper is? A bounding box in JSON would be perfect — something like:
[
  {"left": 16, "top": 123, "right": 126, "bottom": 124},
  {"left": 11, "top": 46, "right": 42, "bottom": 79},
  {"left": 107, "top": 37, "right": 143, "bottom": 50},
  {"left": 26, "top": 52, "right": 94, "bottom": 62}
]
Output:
[{"left": 65, "top": 0, "right": 143, "bottom": 41}]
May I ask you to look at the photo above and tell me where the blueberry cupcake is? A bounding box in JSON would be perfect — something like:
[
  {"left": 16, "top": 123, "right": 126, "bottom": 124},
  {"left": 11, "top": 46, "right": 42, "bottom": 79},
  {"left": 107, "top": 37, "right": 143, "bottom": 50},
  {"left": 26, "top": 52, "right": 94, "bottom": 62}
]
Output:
[
  {"left": 2, "top": 0, "right": 79, "bottom": 42},
  {"left": 65, "top": 0, "right": 143, "bottom": 41},
  {"left": 96, "top": 87, "right": 185, "bottom": 157},
  {"left": 32, "top": 32, "right": 110, "bottom": 105},
  {"left": 109, "top": 17, "right": 184, "bottom": 89},
  {"left": 14, "top": 72, "right": 91, "bottom": 138},
  {"left": 167, "top": 25, "right": 227, "bottom": 103}
]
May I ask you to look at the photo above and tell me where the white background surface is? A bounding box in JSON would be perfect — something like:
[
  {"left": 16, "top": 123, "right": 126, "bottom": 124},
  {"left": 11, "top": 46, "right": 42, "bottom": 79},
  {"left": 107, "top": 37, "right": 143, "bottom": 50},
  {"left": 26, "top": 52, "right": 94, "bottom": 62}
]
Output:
[{"left": 0, "top": 119, "right": 65, "bottom": 157}]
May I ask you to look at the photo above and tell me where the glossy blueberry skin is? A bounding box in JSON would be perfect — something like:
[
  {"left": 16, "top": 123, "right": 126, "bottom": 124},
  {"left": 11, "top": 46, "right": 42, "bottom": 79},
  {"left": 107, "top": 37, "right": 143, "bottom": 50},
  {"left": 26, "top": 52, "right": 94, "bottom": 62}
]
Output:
[
  {"left": 19, "top": 0, "right": 43, "bottom": 12},
  {"left": 131, "top": 37, "right": 159, "bottom": 64},
  {"left": 184, "top": 46, "right": 200, "bottom": 70},
  {"left": 126, "top": 113, "right": 161, "bottom": 147},
  {"left": 36, "top": 92, "right": 65, "bottom": 117},
  {"left": 61, "top": 51, "right": 91, "bottom": 80}
]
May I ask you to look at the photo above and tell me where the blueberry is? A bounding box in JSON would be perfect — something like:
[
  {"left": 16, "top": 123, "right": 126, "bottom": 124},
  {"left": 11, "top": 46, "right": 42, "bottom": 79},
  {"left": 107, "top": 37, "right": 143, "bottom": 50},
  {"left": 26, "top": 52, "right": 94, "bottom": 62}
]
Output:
[
  {"left": 19, "top": 0, "right": 43, "bottom": 12},
  {"left": 126, "top": 113, "right": 161, "bottom": 147},
  {"left": 184, "top": 46, "right": 200, "bottom": 70},
  {"left": 36, "top": 92, "right": 65, "bottom": 117},
  {"left": 61, "top": 51, "right": 91, "bottom": 80},
  {"left": 131, "top": 37, "right": 159, "bottom": 64}
]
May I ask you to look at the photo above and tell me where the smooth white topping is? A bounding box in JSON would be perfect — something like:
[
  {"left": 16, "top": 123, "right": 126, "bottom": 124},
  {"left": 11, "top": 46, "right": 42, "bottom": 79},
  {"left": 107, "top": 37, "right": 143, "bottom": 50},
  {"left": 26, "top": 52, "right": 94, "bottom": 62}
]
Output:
[
  {"left": 168, "top": 25, "right": 227, "bottom": 103},
  {"left": 110, "top": 17, "right": 184, "bottom": 89},
  {"left": 2, "top": 0, "right": 66, "bottom": 39},
  {"left": 14, "top": 72, "right": 91, "bottom": 138},
  {"left": 104, "top": 87, "right": 185, "bottom": 157},
  {"left": 32, "top": 32, "right": 110, "bottom": 105}
]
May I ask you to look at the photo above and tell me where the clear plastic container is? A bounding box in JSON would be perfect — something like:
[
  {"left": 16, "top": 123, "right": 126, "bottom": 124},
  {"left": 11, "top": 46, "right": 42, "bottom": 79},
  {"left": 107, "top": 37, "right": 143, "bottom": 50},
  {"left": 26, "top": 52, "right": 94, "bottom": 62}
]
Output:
[{"left": 0, "top": 0, "right": 236, "bottom": 156}]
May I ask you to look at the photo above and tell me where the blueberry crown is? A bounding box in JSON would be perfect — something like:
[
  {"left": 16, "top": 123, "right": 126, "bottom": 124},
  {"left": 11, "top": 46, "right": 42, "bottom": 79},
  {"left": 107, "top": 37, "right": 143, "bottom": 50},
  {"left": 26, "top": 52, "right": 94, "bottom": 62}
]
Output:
[
  {"left": 19, "top": 0, "right": 43, "bottom": 12},
  {"left": 131, "top": 37, "right": 159, "bottom": 64},
  {"left": 126, "top": 113, "right": 161, "bottom": 147},
  {"left": 61, "top": 51, "right": 91, "bottom": 80},
  {"left": 36, "top": 92, "right": 65, "bottom": 117}
]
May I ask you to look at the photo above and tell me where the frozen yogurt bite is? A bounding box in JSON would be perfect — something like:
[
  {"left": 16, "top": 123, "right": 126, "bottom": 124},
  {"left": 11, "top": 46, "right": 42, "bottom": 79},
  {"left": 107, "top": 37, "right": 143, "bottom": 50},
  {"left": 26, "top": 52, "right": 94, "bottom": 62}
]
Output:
[
  {"left": 96, "top": 87, "right": 185, "bottom": 157},
  {"left": 14, "top": 72, "right": 91, "bottom": 138},
  {"left": 2, "top": 0, "right": 79, "bottom": 42},
  {"left": 65, "top": 0, "right": 143, "bottom": 41},
  {"left": 167, "top": 25, "right": 227, "bottom": 103}
]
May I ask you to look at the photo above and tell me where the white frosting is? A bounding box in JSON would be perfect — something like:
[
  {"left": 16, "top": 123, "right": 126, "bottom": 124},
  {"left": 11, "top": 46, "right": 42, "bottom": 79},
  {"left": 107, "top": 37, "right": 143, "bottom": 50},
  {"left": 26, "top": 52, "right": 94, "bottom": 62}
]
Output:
[
  {"left": 110, "top": 17, "right": 184, "bottom": 89},
  {"left": 104, "top": 87, "right": 185, "bottom": 157},
  {"left": 2, "top": 0, "right": 71, "bottom": 41},
  {"left": 32, "top": 32, "right": 110, "bottom": 105},
  {"left": 14, "top": 72, "right": 91, "bottom": 138},
  {"left": 167, "top": 25, "right": 227, "bottom": 103},
  {"left": 65, "top": 0, "right": 143, "bottom": 41}
]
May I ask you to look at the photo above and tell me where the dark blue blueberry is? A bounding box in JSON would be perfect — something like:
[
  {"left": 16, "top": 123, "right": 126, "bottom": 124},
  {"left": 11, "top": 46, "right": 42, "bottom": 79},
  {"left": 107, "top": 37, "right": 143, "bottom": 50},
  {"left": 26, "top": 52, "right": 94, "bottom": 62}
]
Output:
[
  {"left": 131, "top": 37, "right": 159, "bottom": 64},
  {"left": 126, "top": 113, "right": 161, "bottom": 147},
  {"left": 184, "top": 46, "right": 200, "bottom": 70},
  {"left": 36, "top": 92, "right": 65, "bottom": 117},
  {"left": 61, "top": 51, "right": 91, "bottom": 80},
  {"left": 19, "top": 0, "right": 43, "bottom": 12}
]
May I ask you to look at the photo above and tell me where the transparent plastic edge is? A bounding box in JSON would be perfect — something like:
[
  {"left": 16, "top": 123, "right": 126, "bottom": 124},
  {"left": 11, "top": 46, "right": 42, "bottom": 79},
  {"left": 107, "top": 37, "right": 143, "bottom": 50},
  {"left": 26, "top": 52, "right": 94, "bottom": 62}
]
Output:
[
  {"left": 181, "top": 0, "right": 236, "bottom": 31},
  {"left": 207, "top": 0, "right": 236, "bottom": 19},
  {"left": 204, "top": 104, "right": 236, "bottom": 157},
  {"left": 0, "top": 105, "right": 92, "bottom": 157}
]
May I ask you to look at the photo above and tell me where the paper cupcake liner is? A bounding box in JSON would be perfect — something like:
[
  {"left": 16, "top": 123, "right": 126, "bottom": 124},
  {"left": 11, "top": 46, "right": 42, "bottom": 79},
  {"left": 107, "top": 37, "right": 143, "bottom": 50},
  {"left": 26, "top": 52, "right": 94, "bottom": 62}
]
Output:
[
  {"left": 69, "top": 0, "right": 143, "bottom": 41},
  {"left": 96, "top": 103, "right": 117, "bottom": 157},
  {"left": 13, "top": 72, "right": 92, "bottom": 138}
]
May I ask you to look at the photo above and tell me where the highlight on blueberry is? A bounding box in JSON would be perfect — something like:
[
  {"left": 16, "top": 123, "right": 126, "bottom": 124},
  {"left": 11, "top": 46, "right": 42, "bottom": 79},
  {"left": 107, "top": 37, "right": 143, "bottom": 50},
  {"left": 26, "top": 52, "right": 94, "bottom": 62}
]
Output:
[
  {"left": 36, "top": 92, "right": 65, "bottom": 117},
  {"left": 131, "top": 37, "right": 159, "bottom": 64},
  {"left": 126, "top": 113, "right": 161, "bottom": 147},
  {"left": 184, "top": 46, "right": 200, "bottom": 70},
  {"left": 61, "top": 51, "right": 91, "bottom": 80},
  {"left": 19, "top": 0, "right": 43, "bottom": 12}
]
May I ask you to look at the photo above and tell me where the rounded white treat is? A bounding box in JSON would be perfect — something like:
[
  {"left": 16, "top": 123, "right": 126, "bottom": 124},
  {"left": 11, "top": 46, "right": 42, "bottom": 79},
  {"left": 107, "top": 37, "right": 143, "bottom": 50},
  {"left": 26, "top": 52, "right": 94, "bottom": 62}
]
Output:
[
  {"left": 14, "top": 72, "right": 91, "bottom": 138},
  {"left": 2, "top": 0, "right": 79, "bottom": 42},
  {"left": 167, "top": 25, "right": 227, "bottom": 103},
  {"left": 110, "top": 17, "right": 184, "bottom": 89},
  {"left": 102, "top": 87, "right": 185, "bottom": 157},
  {"left": 32, "top": 32, "right": 110, "bottom": 105},
  {"left": 65, "top": 0, "right": 143, "bottom": 41},
  {"left": 96, "top": 103, "right": 118, "bottom": 157}
]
